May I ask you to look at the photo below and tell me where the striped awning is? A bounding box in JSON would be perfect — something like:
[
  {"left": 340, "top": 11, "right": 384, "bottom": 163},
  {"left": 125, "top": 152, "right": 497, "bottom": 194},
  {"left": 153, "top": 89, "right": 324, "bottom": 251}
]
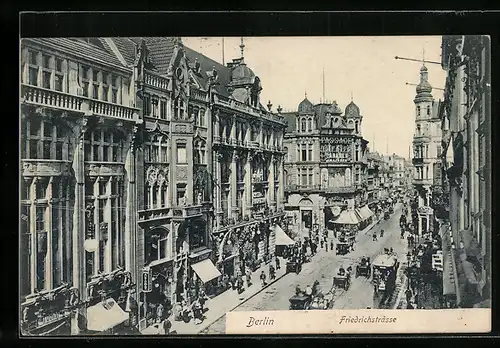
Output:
[{"left": 357, "top": 205, "right": 375, "bottom": 221}]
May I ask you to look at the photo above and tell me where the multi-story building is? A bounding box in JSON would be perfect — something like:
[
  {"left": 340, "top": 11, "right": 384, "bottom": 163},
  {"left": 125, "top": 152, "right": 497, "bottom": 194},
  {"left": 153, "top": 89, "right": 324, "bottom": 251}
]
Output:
[
  {"left": 385, "top": 153, "right": 406, "bottom": 191},
  {"left": 411, "top": 62, "right": 443, "bottom": 237},
  {"left": 20, "top": 37, "right": 287, "bottom": 335},
  {"left": 365, "top": 151, "right": 385, "bottom": 211},
  {"left": 283, "top": 98, "right": 370, "bottom": 237},
  {"left": 438, "top": 35, "right": 491, "bottom": 309},
  {"left": 20, "top": 37, "right": 141, "bottom": 335}
]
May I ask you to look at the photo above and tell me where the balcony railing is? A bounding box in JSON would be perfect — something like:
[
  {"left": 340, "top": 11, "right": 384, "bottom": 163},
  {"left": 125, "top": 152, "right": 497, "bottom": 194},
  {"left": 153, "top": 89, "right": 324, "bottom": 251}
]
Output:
[
  {"left": 213, "top": 93, "right": 286, "bottom": 124},
  {"left": 144, "top": 71, "right": 169, "bottom": 90},
  {"left": 412, "top": 157, "right": 424, "bottom": 165},
  {"left": 324, "top": 186, "right": 356, "bottom": 194},
  {"left": 21, "top": 84, "right": 140, "bottom": 121},
  {"left": 285, "top": 184, "right": 322, "bottom": 192},
  {"left": 138, "top": 207, "right": 171, "bottom": 222},
  {"left": 191, "top": 89, "right": 208, "bottom": 102},
  {"left": 413, "top": 178, "right": 433, "bottom": 186}
]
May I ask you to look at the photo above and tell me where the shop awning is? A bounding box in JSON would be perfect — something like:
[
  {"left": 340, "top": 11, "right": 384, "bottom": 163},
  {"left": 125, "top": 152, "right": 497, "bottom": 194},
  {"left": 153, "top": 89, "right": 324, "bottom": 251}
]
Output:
[
  {"left": 361, "top": 205, "right": 375, "bottom": 219},
  {"left": 86, "top": 298, "right": 129, "bottom": 332},
  {"left": 275, "top": 225, "right": 295, "bottom": 246},
  {"left": 330, "top": 209, "right": 359, "bottom": 225},
  {"left": 191, "top": 259, "right": 222, "bottom": 283}
]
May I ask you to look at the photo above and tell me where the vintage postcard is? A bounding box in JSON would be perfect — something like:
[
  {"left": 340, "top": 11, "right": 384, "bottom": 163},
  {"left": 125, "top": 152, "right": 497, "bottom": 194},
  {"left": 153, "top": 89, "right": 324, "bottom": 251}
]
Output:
[{"left": 19, "top": 34, "right": 491, "bottom": 336}]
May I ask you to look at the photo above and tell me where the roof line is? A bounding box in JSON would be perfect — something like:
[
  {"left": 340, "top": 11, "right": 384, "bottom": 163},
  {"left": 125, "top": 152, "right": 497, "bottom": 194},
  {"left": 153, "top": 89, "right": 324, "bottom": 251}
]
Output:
[{"left": 103, "top": 38, "right": 128, "bottom": 66}]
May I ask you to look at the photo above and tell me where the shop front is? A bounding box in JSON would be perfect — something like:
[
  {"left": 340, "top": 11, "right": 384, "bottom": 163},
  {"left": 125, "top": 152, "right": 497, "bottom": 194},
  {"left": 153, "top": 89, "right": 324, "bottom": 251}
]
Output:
[
  {"left": 189, "top": 248, "right": 221, "bottom": 301},
  {"left": 20, "top": 284, "right": 75, "bottom": 336},
  {"left": 84, "top": 269, "right": 135, "bottom": 334},
  {"left": 139, "top": 261, "right": 175, "bottom": 329}
]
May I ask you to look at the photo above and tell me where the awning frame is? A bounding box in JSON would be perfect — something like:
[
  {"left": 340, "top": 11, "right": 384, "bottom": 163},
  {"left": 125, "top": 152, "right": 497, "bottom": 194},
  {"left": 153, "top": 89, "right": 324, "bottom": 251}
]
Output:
[{"left": 86, "top": 298, "right": 129, "bottom": 332}]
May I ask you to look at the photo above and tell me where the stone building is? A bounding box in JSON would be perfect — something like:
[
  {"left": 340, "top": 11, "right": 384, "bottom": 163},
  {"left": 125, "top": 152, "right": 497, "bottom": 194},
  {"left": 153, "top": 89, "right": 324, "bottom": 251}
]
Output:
[
  {"left": 438, "top": 35, "right": 491, "bottom": 308},
  {"left": 411, "top": 61, "right": 443, "bottom": 237},
  {"left": 283, "top": 97, "right": 370, "bottom": 237},
  {"left": 20, "top": 37, "right": 141, "bottom": 335},
  {"left": 20, "top": 37, "right": 287, "bottom": 335}
]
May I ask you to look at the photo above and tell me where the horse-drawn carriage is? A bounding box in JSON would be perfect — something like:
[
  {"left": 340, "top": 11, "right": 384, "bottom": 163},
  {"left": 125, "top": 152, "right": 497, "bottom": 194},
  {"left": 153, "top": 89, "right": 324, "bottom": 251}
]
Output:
[
  {"left": 356, "top": 256, "right": 371, "bottom": 278},
  {"left": 336, "top": 233, "right": 355, "bottom": 255},
  {"left": 288, "top": 294, "right": 311, "bottom": 310},
  {"left": 286, "top": 260, "right": 302, "bottom": 274},
  {"left": 333, "top": 267, "right": 352, "bottom": 290}
]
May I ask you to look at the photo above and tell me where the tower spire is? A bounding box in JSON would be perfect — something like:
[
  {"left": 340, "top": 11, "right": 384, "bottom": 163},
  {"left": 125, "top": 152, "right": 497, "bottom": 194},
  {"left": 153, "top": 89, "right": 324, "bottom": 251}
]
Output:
[
  {"left": 240, "top": 37, "right": 245, "bottom": 59},
  {"left": 222, "top": 37, "right": 225, "bottom": 65},
  {"left": 305, "top": 90, "right": 307, "bottom": 99},
  {"left": 351, "top": 91, "right": 353, "bottom": 102}
]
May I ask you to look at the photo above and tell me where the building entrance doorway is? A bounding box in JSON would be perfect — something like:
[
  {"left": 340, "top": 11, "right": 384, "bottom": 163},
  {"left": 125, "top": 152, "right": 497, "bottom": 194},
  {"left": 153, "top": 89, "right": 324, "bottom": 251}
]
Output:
[{"left": 301, "top": 210, "right": 312, "bottom": 230}]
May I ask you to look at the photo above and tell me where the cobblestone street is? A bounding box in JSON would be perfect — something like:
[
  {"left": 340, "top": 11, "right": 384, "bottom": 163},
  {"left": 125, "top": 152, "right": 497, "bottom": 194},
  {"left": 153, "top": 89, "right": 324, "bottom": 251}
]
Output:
[{"left": 202, "top": 203, "right": 409, "bottom": 334}]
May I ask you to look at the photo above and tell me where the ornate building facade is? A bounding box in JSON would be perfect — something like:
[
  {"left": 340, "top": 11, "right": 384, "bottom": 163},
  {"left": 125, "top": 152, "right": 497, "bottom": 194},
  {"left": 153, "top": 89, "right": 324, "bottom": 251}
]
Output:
[
  {"left": 283, "top": 98, "right": 369, "bottom": 237},
  {"left": 20, "top": 38, "right": 140, "bottom": 335},
  {"left": 20, "top": 37, "right": 287, "bottom": 335},
  {"left": 438, "top": 35, "right": 491, "bottom": 308},
  {"left": 411, "top": 62, "right": 443, "bottom": 237}
]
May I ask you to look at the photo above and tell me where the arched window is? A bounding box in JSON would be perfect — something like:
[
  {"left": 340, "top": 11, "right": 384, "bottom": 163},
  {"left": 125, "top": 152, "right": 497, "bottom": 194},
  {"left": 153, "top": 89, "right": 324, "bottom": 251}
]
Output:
[
  {"left": 355, "top": 121, "right": 359, "bottom": 133},
  {"left": 307, "top": 118, "right": 312, "bottom": 131},
  {"left": 301, "top": 118, "right": 307, "bottom": 132},
  {"left": 416, "top": 125, "right": 421, "bottom": 136},
  {"left": 417, "top": 105, "right": 421, "bottom": 116},
  {"left": 427, "top": 105, "right": 431, "bottom": 116}
]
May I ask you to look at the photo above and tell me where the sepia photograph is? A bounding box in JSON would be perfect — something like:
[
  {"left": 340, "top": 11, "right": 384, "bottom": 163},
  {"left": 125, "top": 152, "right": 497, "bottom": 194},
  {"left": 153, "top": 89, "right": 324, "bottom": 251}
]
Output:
[{"left": 19, "top": 34, "right": 491, "bottom": 336}]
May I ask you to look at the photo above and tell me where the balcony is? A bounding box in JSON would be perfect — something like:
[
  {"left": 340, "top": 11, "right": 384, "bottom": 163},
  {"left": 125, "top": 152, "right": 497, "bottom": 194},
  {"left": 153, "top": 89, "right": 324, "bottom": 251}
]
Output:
[
  {"left": 323, "top": 186, "right": 356, "bottom": 194},
  {"left": 21, "top": 159, "right": 71, "bottom": 177},
  {"left": 285, "top": 184, "right": 322, "bottom": 192},
  {"left": 213, "top": 93, "right": 286, "bottom": 125},
  {"left": 413, "top": 178, "right": 433, "bottom": 186},
  {"left": 215, "top": 208, "right": 285, "bottom": 233},
  {"left": 138, "top": 207, "right": 171, "bottom": 222},
  {"left": 190, "top": 89, "right": 208, "bottom": 102},
  {"left": 413, "top": 135, "right": 431, "bottom": 143},
  {"left": 412, "top": 157, "right": 424, "bottom": 165},
  {"left": 21, "top": 84, "right": 140, "bottom": 122},
  {"left": 144, "top": 71, "right": 168, "bottom": 90}
]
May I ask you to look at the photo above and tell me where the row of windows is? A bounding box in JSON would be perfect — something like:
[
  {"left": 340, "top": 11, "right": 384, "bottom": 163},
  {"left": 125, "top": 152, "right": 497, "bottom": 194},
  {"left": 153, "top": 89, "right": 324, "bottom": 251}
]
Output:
[
  {"left": 21, "top": 118, "right": 72, "bottom": 161},
  {"left": 299, "top": 117, "right": 314, "bottom": 132},
  {"left": 25, "top": 50, "right": 127, "bottom": 105}
]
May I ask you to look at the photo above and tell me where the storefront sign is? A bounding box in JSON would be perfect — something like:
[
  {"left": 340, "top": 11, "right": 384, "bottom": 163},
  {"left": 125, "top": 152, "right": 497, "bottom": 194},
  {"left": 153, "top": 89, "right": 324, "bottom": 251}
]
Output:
[{"left": 142, "top": 267, "right": 152, "bottom": 293}]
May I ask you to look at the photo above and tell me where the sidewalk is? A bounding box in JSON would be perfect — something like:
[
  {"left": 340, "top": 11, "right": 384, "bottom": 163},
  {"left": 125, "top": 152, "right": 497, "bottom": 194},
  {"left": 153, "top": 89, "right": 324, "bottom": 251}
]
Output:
[{"left": 141, "top": 256, "right": 287, "bottom": 335}]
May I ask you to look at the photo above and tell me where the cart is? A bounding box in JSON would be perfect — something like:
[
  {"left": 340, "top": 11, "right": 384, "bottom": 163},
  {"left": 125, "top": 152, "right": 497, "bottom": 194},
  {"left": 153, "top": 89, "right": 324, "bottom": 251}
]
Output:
[
  {"left": 372, "top": 254, "right": 399, "bottom": 296},
  {"left": 356, "top": 256, "right": 371, "bottom": 278},
  {"left": 288, "top": 294, "right": 311, "bottom": 310},
  {"left": 333, "top": 269, "right": 351, "bottom": 290},
  {"left": 384, "top": 211, "right": 390, "bottom": 220},
  {"left": 286, "top": 261, "right": 302, "bottom": 274}
]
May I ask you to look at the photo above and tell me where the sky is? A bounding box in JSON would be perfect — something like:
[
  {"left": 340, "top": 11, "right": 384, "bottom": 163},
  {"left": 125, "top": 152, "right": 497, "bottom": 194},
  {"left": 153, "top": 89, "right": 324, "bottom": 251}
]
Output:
[{"left": 182, "top": 36, "right": 446, "bottom": 159}]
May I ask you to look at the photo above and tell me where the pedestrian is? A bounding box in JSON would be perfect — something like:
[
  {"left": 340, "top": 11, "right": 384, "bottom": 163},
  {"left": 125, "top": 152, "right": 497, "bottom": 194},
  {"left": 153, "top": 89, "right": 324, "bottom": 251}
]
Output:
[
  {"left": 269, "top": 264, "right": 276, "bottom": 281},
  {"left": 325, "top": 240, "right": 329, "bottom": 252},
  {"left": 320, "top": 239, "right": 324, "bottom": 249},
  {"left": 156, "top": 302, "right": 164, "bottom": 324},
  {"left": 245, "top": 269, "right": 252, "bottom": 288},
  {"left": 260, "top": 270, "right": 267, "bottom": 287},
  {"left": 405, "top": 287, "right": 412, "bottom": 303},
  {"left": 162, "top": 316, "right": 172, "bottom": 334},
  {"left": 330, "top": 240, "right": 334, "bottom": 252},
  {"left": 275, "top": 256, "right": 281, "bottom": 270}
]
